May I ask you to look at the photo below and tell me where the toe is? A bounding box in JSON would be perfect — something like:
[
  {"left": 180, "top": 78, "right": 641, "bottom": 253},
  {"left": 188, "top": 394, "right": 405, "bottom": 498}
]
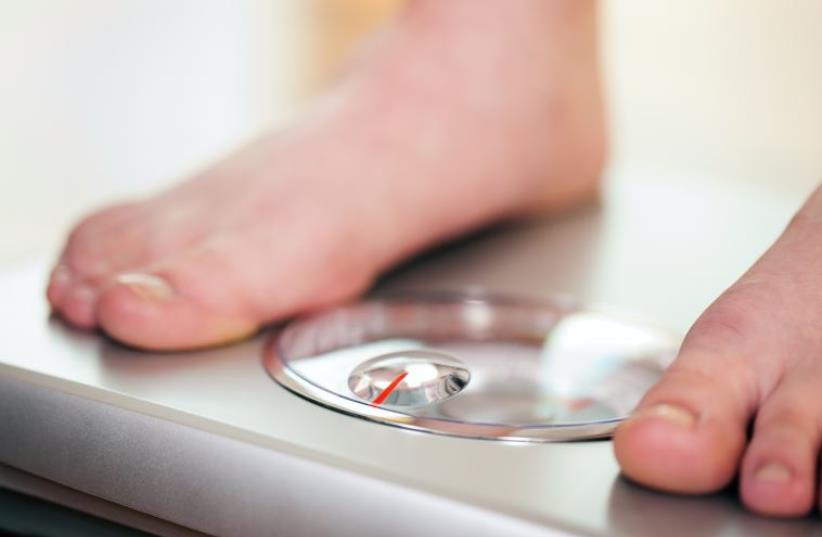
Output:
[
  {"left": 97, "top": 269, "right": 258, "bottom": 351},
  {"left": 46, "top": 264, "right": 74, "bottom": 307},
  {"left": 96, "top": 231, "right": 373, "bottom": 350},
  {"left": 739, "top": 363, "right": 822, "bottom": 517},
  {"left": 58, "top": 283, "right": 98, "bottom": 330},
  {"left": 48, "top": 202, "right": 141, "bottom": 317},
  {"left": 613, "top": 356, "right": 754, "bottom": 493},
  {"left": 51, "top": 198, "right": 211, "bottom": 329},
  {"left": 617, "top": 185, "right": 822, "bottom": 508},
  {"left": 60, "top": 207, "right": 149, "bottom": 287},
  {"left": 614, "top": 290, "right": 780, "bottom": 494}
]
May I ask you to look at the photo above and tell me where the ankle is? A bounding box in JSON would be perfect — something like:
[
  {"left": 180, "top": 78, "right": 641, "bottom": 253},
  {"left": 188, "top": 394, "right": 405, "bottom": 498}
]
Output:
[{"left": 310, "top": 0, "right": 607, "bottom": 265}]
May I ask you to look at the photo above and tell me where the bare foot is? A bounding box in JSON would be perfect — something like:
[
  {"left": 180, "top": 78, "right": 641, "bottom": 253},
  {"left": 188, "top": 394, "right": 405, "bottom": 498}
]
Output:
[
  {"left": 615, "top": 185, "right": 822, "bottom": 517},
  {"left": 47, "top": 0, "right": 604, "bottom": 350}
]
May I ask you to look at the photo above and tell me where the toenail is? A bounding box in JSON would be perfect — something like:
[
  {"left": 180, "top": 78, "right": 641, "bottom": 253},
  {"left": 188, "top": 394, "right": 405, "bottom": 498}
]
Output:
[
  {"left": 47, "top": 264, "right": 74, "bottom": 304},
  {"left": 116, "top": 273, "right": 174, "bottom": 302},
  {"left": 51, "top": 264, "right": 73, "bottom": 284},
  {"left": 631, "top": 403, "right": 697, "bottom": 429},
  {"left": 76, "top": 285, "right": 96, "bottom": 299},
  {"left": 754, "top": 462, "right": 792, "bottom": 483}
]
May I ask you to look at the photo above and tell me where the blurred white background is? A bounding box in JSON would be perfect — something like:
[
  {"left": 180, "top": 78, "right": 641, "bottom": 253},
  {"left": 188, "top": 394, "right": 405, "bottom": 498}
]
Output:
[
  {"left": 1, "top": 0, "right": 300, "bottom": 266},
  {"left": 1, "top": 0, "right": 820, "bottom": 268}
]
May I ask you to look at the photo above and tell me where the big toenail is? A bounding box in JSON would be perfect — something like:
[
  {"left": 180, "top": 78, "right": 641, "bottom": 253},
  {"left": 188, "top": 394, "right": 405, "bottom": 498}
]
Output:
[
  {"left": 754, "top": 462, "right": 792, "bottom": 483},
  {"left": 116, "top": 273, "right": 174, "bottom": 301},
  {"left": 632, "top": 403, "right": 697, "bottom": 429}
]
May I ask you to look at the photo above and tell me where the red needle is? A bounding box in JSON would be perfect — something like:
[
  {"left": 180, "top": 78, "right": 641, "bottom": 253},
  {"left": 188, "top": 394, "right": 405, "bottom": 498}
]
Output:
[{"left": 371, "top": 371, "right": 408, "bottom": 406}]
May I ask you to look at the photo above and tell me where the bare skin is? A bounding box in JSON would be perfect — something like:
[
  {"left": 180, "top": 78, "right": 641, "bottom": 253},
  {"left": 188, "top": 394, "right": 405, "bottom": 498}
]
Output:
[
  {"left": 48, "top": 1, "right": 604, "bottom": 349},
  {"left": 48, "top": 0, "right": 822, "bottom": 518},
  {"left": 615, "top": 186, "right": 822, "bottom": 517}
]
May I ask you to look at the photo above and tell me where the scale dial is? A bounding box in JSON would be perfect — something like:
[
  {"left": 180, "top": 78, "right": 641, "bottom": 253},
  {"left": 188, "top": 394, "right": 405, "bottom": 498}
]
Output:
[{"left": 264, "top": 291, "right": 678, "bottom": 442}]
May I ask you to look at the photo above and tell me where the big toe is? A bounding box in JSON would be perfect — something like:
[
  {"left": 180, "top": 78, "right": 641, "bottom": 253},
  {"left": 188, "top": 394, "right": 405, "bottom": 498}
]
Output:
[
  {"left": 613, "top": 359, "right": 752, "bottom": 493},
  {"left": 96, "top": 232, "right": 372, "bottom": 351},
  {"left": 97, "top": 271, "right": 258, "bottom": 351}
]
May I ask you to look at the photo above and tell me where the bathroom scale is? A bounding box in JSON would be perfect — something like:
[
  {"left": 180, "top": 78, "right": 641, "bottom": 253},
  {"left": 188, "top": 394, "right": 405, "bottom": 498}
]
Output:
[{"left": 1, "top": 172, "right": 818, "bottom": 536}]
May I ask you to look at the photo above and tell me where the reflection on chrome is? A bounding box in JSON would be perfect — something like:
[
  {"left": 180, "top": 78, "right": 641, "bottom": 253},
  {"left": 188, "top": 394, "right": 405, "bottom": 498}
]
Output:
[{"left": 348, "top": 350, "right": 470, "bottom": 407}]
